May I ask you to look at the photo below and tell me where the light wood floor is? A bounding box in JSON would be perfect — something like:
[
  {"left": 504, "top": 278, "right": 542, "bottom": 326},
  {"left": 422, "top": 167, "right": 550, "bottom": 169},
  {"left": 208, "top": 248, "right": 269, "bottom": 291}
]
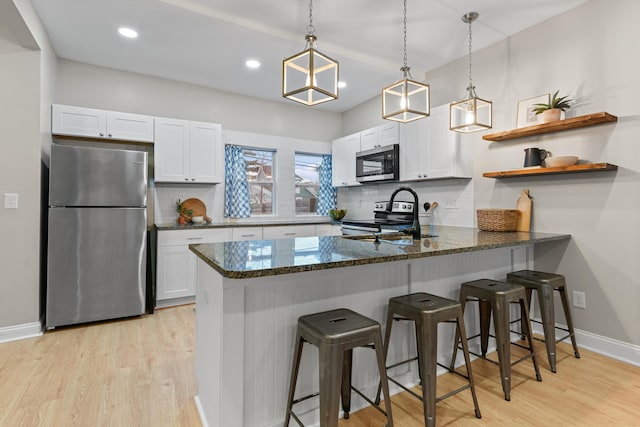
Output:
[{"left": 1, "top": 304, "right": 639, "bottom": 426}]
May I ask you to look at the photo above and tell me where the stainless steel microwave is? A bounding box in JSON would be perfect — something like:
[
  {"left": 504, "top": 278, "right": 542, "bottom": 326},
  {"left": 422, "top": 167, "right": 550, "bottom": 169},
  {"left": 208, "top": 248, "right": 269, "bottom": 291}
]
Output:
[{"left": 355, "top": 144, "right": 399, "bottom": 183}]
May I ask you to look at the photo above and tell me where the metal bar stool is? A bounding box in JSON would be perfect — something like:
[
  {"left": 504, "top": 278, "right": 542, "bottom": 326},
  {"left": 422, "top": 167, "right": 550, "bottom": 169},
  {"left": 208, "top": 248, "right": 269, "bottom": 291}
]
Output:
[
  {"left": 284, "top": 308, "right": 393, "bottom": 427},
  {"left": 506, "top": 270, "right": 581, "bottom": 373},
  {"left": 451, "top": 279, "right": 542, "bottom": 401},
  {"left": 376, "top": 293, "right": 481, "bottom": 427}
]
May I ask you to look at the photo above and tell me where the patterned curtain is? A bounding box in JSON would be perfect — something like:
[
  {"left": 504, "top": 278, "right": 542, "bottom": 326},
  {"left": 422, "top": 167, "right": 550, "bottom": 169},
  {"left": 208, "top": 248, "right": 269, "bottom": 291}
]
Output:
[
  {"left": 224, "top": 144, "right": 251, "bottom": 218},
  {"left": 316, "top": 154, "right": 336, "bottom": 215}
]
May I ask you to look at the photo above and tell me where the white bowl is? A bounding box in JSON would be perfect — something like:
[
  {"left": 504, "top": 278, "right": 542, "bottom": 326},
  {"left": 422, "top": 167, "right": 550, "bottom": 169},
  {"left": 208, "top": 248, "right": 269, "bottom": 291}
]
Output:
[
  {"left": 544, "top": 156, "right": 578, "bottom": 168},
  {"left": 191, "top": 216, "right": 204, "bottom": 223}
]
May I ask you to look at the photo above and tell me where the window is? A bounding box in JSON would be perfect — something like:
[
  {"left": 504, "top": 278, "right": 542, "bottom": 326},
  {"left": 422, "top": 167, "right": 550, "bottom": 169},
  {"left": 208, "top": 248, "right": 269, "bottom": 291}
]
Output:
[
  {"left": 295, "top": 153, "right": 322, "bottom": 214},
  {"left": 245, "top": 149, "right": 274, "bottom": 215}
]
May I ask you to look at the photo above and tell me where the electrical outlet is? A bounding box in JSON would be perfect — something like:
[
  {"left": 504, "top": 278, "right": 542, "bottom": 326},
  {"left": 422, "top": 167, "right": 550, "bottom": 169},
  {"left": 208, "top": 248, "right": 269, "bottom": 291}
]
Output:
[
  {"left": 444, "top": 199, "right": 458, "bottom": 209},
  {"left": 573, "top": 290, "right": 586, "bottom": 309},
  {"left": 4, "top": 193, "right": 18, "bottom": 209}
]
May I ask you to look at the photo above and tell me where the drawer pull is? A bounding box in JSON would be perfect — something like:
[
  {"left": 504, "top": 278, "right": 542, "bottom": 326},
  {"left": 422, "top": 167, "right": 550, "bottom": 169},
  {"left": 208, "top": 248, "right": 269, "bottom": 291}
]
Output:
[
  {"left": 241, "top": 234, "right": 255, "bottom": 237},
  {"left": 187, "top": 237, "right": 203, "bottom": 241},
  {"left": 284, "top": 232, "right": 296, "bottom": 236}
]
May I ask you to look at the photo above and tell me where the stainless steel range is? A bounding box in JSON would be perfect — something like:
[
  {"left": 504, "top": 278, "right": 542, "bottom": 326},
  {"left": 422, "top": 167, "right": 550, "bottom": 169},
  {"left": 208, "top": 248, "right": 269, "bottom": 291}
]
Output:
[{"left": 340, "top": 200, "right": 416, "bottom": 235}]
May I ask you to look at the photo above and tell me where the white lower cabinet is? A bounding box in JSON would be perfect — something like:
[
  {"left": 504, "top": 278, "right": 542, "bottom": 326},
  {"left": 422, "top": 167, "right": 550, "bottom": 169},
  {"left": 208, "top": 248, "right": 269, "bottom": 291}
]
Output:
[
  {"left": 156, "top": 228, "right": 231, "bottom": 304},
  {"left": 262, "top": 225, "right": 316, "bottom": 239},
  {"left": 231, "top": 227, "right": 263, "bottom": 241},
  {"left": 315, "top": 224, "right": 342, "bottom": 236}
]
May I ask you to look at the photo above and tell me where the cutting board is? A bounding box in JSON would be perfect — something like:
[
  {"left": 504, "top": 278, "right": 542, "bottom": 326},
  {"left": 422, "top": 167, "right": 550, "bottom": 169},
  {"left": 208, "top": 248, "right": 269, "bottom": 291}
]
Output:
[
  {"left": 516, "top": 189, "right": 532, "bottom": 232},
  {"left": 181, "top": 198, "right": 212, "bottom": 222}
]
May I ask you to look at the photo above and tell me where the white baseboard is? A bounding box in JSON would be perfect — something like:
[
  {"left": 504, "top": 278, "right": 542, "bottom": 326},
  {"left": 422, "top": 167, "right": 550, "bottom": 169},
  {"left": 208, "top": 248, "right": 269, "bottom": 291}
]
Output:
[
  {"left": 531, "top": 320, "right": 640, "bottom": 367},
  {"left": 194, "top": 395, "right": 209, "bottom": 427},
  {"left": 0, "top": 321, "right": 43, "bottom": 343}
]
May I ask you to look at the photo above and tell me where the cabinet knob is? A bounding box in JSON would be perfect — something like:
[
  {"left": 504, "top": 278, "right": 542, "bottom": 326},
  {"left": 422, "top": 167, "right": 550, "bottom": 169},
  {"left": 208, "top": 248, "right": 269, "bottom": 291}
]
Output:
[
  {"left": 192, "top": 178, "right": 196, "bottom": 181},
  {"left": 185, "top": 178, "right": 189, "bottom": 181},
  {"left": 418, "top": 174, "right": 422, "bottom": 178},
  {"left": 99, "top": 132, "right": 104, "bottom": 136},
  {"left": 108, "top": 133, "right": 112, "bottom": 137}
]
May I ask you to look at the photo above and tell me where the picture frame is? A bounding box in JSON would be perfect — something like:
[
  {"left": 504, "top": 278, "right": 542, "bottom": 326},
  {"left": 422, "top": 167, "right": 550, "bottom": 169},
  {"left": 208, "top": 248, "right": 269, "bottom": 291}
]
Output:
[{"left": 516, "top": 94, "right": 550, "bottom": 128}]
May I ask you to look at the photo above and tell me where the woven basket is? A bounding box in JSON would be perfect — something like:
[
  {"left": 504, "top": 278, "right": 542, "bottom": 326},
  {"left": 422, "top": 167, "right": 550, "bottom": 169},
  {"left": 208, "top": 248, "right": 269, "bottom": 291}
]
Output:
[{"left": 477, "top": 209, "right": 520, "bottom": 232}]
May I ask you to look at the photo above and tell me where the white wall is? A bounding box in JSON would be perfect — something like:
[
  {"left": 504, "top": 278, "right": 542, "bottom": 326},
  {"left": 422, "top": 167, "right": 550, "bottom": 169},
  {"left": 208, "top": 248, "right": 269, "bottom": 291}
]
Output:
[
  {"left": 342, "top": 0, "right": 640, "bottom": 347},
  {"left": 0, "top": 0, "right": 56, "bottom": 332}
]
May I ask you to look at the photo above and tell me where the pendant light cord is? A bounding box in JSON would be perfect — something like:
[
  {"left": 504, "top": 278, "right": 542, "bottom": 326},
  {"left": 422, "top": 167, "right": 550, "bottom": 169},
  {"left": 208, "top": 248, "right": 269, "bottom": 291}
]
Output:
[
  {"left": 403, "top": 0, "right": 408, "bottom": 68},
  {"left": 467, "top": 17, "right": 473, "bottom": 91},
  {"left": 307, "top": 0, "right": 315, "bottom": 35}
]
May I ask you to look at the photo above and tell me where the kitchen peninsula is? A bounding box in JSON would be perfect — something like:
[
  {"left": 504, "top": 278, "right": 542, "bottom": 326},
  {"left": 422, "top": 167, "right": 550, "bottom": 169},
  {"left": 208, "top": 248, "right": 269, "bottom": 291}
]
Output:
[{"left": 190, "top": 226, "right": 569, "bottom": 427}]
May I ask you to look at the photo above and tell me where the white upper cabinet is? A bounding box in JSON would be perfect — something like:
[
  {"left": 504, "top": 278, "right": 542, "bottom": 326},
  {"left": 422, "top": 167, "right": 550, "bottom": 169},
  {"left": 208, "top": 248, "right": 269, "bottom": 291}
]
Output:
[
  {"left": 154, "top": 118, "right": 223, "bottom": 184},
  {"left": 331, "top": 133, "right": 361, "bottom": 187},
  {"left": 189, "top": 121, "right": 224, "bottom": 183},
  {"left": 359, "top": 122, "right": 399, "bottom": 151},
  {"left": 399, "top": 104, "right": 471, "bottom": 181},
  {"left": 52, "top": 104, "right": 154, "bottom": 142}
]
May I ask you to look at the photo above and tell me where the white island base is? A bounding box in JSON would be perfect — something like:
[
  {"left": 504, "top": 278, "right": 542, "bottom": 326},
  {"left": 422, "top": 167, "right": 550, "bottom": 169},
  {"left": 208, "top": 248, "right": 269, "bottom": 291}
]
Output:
[{"left": 193, "top": 244, "right": 533, "bottom": 427}]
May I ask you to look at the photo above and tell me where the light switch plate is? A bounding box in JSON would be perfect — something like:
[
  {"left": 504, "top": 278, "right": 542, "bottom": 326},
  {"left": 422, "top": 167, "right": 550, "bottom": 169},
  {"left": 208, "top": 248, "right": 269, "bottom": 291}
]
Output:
[{"left": 4, "top": 193, "right": 18, "bottom": 209}]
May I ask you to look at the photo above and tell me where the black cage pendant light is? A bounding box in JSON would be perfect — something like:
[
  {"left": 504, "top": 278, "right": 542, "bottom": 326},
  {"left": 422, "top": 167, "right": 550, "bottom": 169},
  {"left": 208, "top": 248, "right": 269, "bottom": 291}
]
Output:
[
  {"left": 449, "top": 12, "right": 492, "bottom": 133},
  {"left": 282, "top": 0, "right": 339, "bottom": 106},
  {"left": 382, "top": 0, "right": 430, "bottom": 122}
]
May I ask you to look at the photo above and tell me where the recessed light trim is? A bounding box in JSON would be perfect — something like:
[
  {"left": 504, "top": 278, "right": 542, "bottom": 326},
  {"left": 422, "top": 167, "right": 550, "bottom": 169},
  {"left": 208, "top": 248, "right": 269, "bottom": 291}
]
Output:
[
  {"left": 118, "top": 27, "right": 138, "bottom": 39},
  {"left": 245, "top": 59, "right": 261, "bottom": 69},
  {"left": 338, "top": 81, "right": 347, "bottom": 89}
]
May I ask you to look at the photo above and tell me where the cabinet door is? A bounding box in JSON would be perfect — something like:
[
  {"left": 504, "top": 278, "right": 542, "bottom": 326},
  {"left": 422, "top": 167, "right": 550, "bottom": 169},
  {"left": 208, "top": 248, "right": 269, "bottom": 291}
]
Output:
[
  {"left": 426, "top": 105, "right": 470, "bottom": 178},
  {"left": 315, "top": 224, "right": 342, "bottom": 236},
  {"left": 332, "top": 133, "right": 361, "bottom": 187},
  {"left": 399, "top": 119, "right": 428, "bottom": 180},
  {"left": 156, "top": 245, "right": 195, "bottom": 300},
  {"left": 52, "top": 104, "right": 106, "bottom": 138},
  {"left": 359, "top": 126, "right": 380, "bottom": 151},
  {"left": 189, "top": 121, "right": 223, "bottom": 183},
  {"left": 379, "top": 122, "right": 399, "bottom": 146},
  {"left": 154, "top": 118, "right": 189, "bottom": 182},
  {"left": 106, "top": 111, "right": 154, "bottom": 142}
]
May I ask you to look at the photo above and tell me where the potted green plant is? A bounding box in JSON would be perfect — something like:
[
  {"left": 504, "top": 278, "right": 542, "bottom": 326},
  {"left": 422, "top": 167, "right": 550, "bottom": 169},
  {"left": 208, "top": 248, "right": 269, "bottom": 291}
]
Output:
[
  {"left": 175, "top": 199, "right": 192, "bottom": 225},
  {"left": 532, "top": 90, "right": 573, "bottom": 123}
]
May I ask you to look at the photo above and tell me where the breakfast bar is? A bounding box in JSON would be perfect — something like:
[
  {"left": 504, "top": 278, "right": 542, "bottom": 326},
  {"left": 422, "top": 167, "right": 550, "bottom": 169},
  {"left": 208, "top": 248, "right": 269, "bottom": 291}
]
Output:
[{"left": 189, "top": 226, "right": 570, "bottom": 427}]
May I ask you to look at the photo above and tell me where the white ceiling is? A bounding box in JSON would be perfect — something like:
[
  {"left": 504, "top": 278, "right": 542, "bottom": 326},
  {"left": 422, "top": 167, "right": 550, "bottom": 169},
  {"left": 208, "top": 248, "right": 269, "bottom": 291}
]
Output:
[{"left": 31, "top": 0, "right": 587, "bottom": 113}]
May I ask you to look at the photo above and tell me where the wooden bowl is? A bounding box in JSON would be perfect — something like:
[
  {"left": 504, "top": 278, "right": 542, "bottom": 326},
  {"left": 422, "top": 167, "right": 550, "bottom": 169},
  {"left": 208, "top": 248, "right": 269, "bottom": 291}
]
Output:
[{"left": 545, "top": 156, "right": 578, "bottom": 168}]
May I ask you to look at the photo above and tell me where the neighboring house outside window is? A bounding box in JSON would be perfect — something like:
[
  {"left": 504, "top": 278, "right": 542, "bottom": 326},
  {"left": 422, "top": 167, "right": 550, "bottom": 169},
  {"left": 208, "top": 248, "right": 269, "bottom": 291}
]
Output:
[
  {"left": 245, "top": 149, "right": 275, "bottom": 215},
  {"left": 295, "top": 153, "right": 322, "bottom": 214}
]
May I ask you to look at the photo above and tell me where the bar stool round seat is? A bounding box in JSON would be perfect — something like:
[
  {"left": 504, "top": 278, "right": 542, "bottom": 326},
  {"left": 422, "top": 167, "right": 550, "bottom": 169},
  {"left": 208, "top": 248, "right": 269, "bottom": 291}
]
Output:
[
  {"left": 452, "top": 279, "right": 542, "bottom": 401},
  {"left": 378, "top": 292, "right": 481, "bottom": 427},
  {"left": 284, "top": 308, "right": 393, "bottom": 427},
  {"left": 506, "top": 270, "right": 580, "bottom": 373}
]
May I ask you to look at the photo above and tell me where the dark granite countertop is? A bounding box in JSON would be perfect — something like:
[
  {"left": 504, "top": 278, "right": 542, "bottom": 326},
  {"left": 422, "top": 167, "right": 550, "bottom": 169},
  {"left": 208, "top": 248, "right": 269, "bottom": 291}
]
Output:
[
  {"left": 189, "top": 225, "right": 570, "bottom": 279},
  {"left": 155, "top": 217, "right": 336, "bottom": 231}
]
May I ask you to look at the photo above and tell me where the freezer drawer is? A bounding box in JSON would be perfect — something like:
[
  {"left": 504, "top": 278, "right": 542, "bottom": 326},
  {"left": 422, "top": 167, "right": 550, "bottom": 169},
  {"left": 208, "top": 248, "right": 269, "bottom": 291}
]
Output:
[
  {"left": 46, "top": 207, "right": 147, "bottom": 328},
  {"left": 49, "top": 144, "right": 147, "bottom": 207}
]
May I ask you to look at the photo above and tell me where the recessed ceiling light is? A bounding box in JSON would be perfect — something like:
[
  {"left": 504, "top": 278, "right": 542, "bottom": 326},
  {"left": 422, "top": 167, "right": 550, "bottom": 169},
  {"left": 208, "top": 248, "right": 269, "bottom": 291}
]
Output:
[
  {"left": 338, "top": 81, "right": 347, "bottom": 89},
  {"left": 245, "top": 59, "right": 261, "bottom": 69},
  {"left": 118, "top": 27, "right": 138, "bottom": 39}
]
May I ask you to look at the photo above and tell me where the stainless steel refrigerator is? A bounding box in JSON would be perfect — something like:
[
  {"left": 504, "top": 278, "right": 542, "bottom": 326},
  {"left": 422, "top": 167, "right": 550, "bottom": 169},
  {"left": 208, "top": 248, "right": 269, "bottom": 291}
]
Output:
[{"left": 46, "top": 144, "right": 148, "bottom": 329}]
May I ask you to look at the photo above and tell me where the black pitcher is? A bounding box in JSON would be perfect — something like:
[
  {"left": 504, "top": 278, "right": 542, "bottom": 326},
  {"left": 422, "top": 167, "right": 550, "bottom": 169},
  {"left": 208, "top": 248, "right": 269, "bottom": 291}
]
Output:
[{"left": 524, "top": 148, "right": 548, "bottom": 167}]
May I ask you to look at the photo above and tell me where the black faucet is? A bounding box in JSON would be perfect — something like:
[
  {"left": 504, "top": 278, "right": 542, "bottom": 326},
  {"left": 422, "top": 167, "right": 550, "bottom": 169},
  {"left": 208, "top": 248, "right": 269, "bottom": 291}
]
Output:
[{"left": 387, "top": 186, "right": 421, "bottom": 239}]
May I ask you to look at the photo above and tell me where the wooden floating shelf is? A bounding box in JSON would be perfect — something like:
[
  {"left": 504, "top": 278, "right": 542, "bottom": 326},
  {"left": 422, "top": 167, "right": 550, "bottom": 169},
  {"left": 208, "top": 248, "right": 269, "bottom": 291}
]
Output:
[
  {"left": 482, "top": 112, "right": 617, "bottom": 142},
  {"left": 483, "top": 163, "right": 618, "bottom": 178}
]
